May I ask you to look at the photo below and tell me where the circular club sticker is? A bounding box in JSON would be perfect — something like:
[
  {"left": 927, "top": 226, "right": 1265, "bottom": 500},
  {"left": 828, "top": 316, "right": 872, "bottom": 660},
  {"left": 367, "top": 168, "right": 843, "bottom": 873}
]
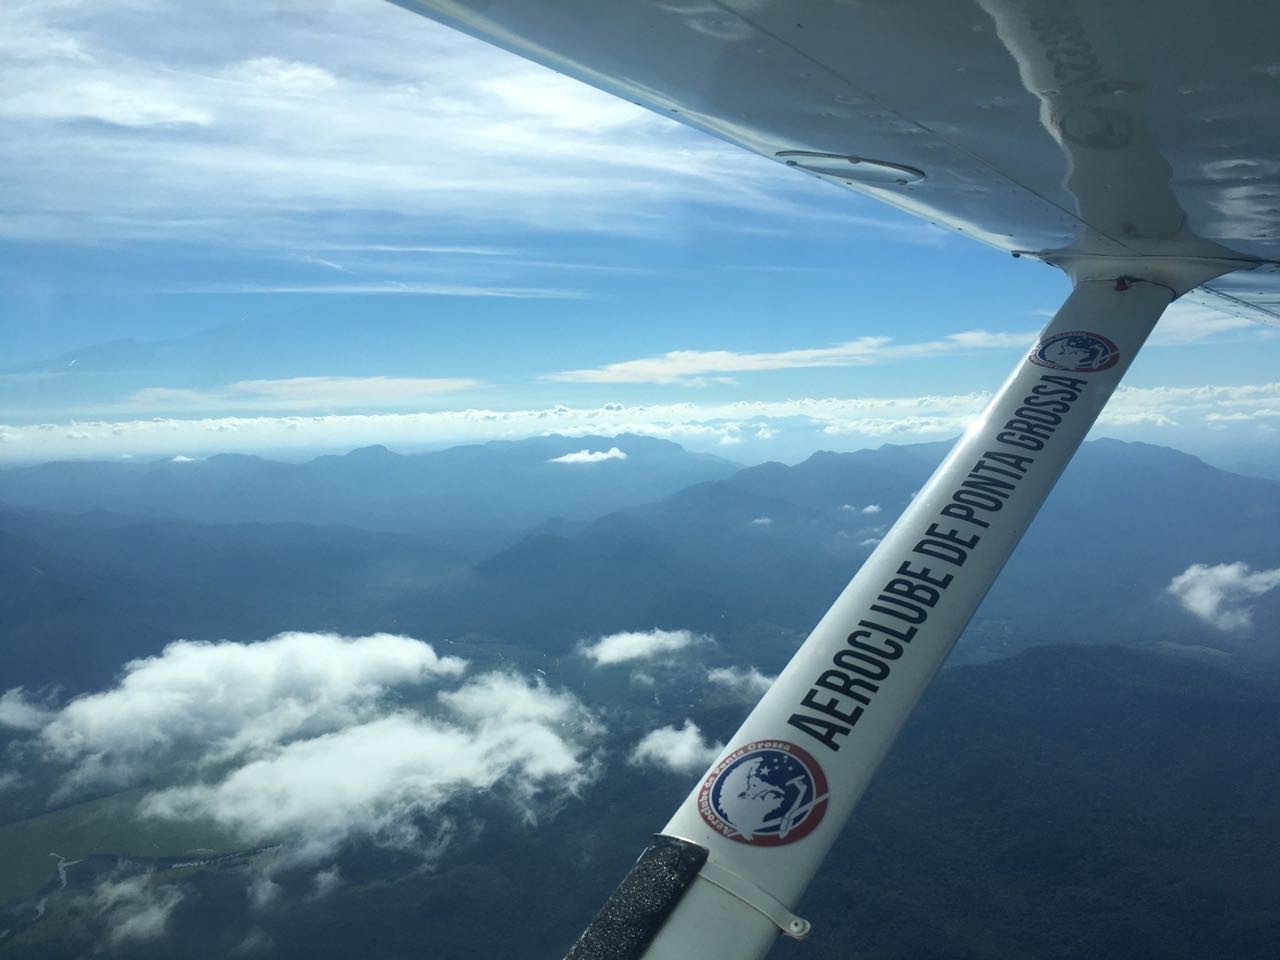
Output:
[
  {"left": 1028, "top": 331, "right": 1120, "bottom": 373},
  {"left": 697, "top": 740, "right": 829, "bottom": 846}
]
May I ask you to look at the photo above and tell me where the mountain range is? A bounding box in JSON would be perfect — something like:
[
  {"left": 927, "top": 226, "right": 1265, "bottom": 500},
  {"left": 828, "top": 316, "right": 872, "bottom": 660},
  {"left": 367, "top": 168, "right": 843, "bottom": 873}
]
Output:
[
  {"left": 400, "top": 438, "right": 1280, "bottom": 663},
  {"left": 0, "top": 434, "right": 736, "bottom": 558},
  {"left": 2, "top": 435, "right": 1279, "bottom": 958},
  {"left": 3, "top": 435, "right": 1277, "bottom": 699}
]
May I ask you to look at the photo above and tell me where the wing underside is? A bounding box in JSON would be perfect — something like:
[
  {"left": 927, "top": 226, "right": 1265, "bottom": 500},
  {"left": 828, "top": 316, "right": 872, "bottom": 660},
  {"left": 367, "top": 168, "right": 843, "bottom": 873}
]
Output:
[{"left": 395, "top": 0, "right": 1280, "bottom": 323}]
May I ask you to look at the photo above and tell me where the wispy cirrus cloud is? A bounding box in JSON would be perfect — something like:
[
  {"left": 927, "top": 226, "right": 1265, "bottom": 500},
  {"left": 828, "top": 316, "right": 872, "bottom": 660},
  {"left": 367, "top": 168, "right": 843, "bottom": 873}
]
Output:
[
  {"left": 0, "top": 0, "right": 889, "bottom": 256},
  {"left": 162, "top": 282, "right": 591, "bottom": 298},
  {"left": 131, "top": 376, "right": 487, "bottom": 412},
  {"left": 1150, "top": 300, "right": 1265, "bottom": 346},
  {"left": 545, "top": 330, "right": 1037, "bottom": 385},
  {"left": 540, "top": 309, "right": 1274, "bottom": 390}
]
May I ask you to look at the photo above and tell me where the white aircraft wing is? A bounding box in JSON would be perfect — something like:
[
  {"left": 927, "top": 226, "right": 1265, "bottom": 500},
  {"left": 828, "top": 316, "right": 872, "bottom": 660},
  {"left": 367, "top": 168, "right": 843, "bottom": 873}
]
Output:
[
  {"left": 385, "top": 2, "right": 1279, "bottom": 957},
  {"left": 394, "top": 0, "right": 1279, "bottom": 321}
]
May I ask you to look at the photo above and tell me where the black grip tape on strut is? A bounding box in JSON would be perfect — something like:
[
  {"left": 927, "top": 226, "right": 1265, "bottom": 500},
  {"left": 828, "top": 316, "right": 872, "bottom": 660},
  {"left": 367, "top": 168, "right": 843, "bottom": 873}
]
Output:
[{"left": 563, "top": 834, "right": 709, "bottom": 960}]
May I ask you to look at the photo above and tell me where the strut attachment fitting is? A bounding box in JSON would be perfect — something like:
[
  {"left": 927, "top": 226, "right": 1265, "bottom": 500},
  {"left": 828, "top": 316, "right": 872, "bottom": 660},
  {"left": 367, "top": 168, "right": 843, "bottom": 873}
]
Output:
[{"left": 698, "top": 860, "right": 812, "bottom": 940}]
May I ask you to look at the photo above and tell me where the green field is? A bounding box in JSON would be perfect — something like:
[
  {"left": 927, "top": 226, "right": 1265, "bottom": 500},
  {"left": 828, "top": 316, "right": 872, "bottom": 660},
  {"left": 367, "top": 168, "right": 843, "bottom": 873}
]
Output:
[{"left": 0, "top": 788, "right": 242, "bottom": 904}]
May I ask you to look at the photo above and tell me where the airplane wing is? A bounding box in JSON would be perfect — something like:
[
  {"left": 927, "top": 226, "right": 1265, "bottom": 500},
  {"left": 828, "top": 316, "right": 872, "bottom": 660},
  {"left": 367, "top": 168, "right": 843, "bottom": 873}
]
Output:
[
  {"left": 385, "top": 3, "right": 1280, "bottom": 957},
  {"left": 394, "top": 0, "right": 1279, "bottom": 322}
]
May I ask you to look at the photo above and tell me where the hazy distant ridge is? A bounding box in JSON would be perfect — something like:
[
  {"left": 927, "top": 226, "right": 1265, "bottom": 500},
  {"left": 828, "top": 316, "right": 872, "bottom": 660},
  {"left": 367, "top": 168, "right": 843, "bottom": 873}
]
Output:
[{"left": 0, "top": 434, "right": 737, "bottom": 557}]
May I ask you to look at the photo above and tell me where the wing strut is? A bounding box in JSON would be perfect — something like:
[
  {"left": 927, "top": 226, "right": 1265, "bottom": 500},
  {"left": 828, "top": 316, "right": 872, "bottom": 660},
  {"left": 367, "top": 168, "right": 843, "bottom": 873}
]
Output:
[{"left": 567, "top": 261, "right": 1228, "bottom": 960}]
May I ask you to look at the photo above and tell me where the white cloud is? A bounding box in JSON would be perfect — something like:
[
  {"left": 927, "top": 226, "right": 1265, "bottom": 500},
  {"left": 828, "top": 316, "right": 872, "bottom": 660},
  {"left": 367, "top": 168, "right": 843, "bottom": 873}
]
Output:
[
  {"left": 228, "top": 56, "right": 337, "bottom": 95},
  {"left": 141, "top": 672, "right": 599, "bottom": 859},
  {"left": 943, "top": 330, "right": 1038, "bottom": 349},
  {"left": 1204, "top": 409, "right": 1280, "bottom": 424},
  {"left": 133, "top": 377, "right": 487, "bottom": 412},
  {"left": 820, "top": 413, "right": 977, "bottom": 437},
  {"left": 310, "top": 866, "right": 342, "bottom": 899},
  {"left": 545, "top": 330, "right": 1036, "bottom": 385},
  {"left": 1166, "top": 562, "right": 1280, "bottom": 631},
  {"left": 0, "top": 0, "right": 865, "bottom": 254},
  {"left": 548, "top": 446, "right": 627, "bottom": 464},
  {"left": 3, "top": 72, "right": 212, "bottom": 128},
  {"left": 706, "top": 666, "right": 775, "bottom": 698},
  {"left": 236, "top": 929, "right": 273, "bottom": 954},
  {"left": 91, "top": 873, "right": 184, "bottom": 946},
  {"left": 6, "top": 381, "right": 1280, "bottom": 464},
  {"left": 577, "top": 628, "right": 704, "bottom": 666},
  {"left": 18, "top": 630, "right": 601, "bottom": 865},
  {"left": 38, "top": 631, "right": 467, "bottom": 794},
  {"left": 628, "top": 720, "right": 723, "bottom": 774},
  {"left": 749, "top": 516, "right": 773, "bottom": 526},
  {"left": 480, "top": 71, "right": 641, "bottom": 131},
  {"left": 1103, "top": 382, "right": 1280, "bottom": 430},
  {"left": 548, "top": 337, "right": 885, "bottom": 384},
  {"left": 1100, "top": 411, "right": 1180, "bottom": 428},
  {"left": 0, "top": 687, "right": 53, "bottom": 731},
  {"left": 1149, "top": 301, "right": 1258, "bottom": 346},
  {"left": 247, "top": 874, "right": 281, "bottom": 911},
  {"left": 167, "top": 282, "right": 588, "bottom": 299},
  {"left": 861, "top": 504, "right": 882, "bottom": 514}
]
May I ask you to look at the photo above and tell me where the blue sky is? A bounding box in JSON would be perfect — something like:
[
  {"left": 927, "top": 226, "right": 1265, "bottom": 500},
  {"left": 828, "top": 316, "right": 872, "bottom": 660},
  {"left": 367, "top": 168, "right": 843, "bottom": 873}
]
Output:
[{"left": 2, "top": 0, "right": 1278, "bottom": 465}]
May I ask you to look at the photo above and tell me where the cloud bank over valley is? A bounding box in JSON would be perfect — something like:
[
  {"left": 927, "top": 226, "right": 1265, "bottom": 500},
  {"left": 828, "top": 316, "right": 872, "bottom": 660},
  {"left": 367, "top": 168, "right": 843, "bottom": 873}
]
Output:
[{"left": 3, "top": 632, "right": 602, "bottom": 864}]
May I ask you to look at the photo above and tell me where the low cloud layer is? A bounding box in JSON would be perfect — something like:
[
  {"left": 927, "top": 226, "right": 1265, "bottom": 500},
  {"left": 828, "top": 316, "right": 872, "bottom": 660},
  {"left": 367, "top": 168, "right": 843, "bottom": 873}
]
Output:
[
  {"left": 37, "top": 632, "right": 467, "bottom": 794},
  {"left": 548, "top": 446, "right": 627, "bottom": 464},
  {"left": 628, "top": 720, "right": 723, "bottom": 774},
  {"left": 142, "top": 673, "right": 597, "bottom": 859},
  {"left": 8, "top": 632, "right": 600, "bottom": 863},
  {"left": 577, "top": 628, "right": 705, "bottom": 666},
  {"left": 1166, "top": 562, "right": 1280, "bottom": 631},
  {"left": 5, "top": 380, "right": 1280, "bottom": 464}
]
